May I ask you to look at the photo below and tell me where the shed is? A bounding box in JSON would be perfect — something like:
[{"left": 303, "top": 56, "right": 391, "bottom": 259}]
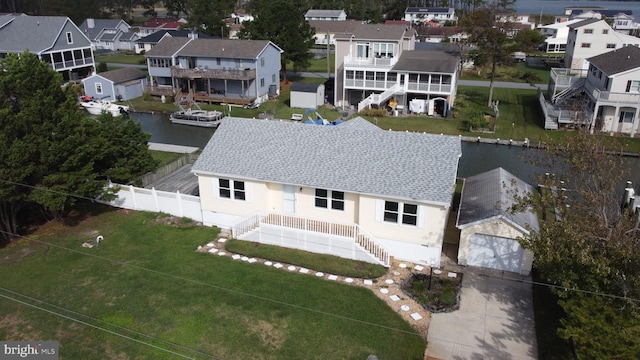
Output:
[
  {"left": 456, "top": 168, "right": 539, "bottom": 275},
  {"left": 290, "top": 82, "right": 325, "bottom": 109},
  {"left": 82, "top": 68, "right": 148, "bottom": 101}
]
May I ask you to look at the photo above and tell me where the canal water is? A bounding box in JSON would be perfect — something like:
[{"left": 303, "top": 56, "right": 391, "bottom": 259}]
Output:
[{"left": 131, "top": 112, "right": 640, "bottom": 185}]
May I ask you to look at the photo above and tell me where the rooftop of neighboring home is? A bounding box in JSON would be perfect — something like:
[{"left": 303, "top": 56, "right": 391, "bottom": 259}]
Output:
[
  {"left": 308, "top": 19, "right": 360, "bottom": 34},
  {"left": 144, "top": 36, "right": 191, "bottom": 57},
  {"left": 569, "top": 9, "right": 633, "bottom": 18},
  {"left": 91, "top": 67, "right": 146, "bottom": 83},
  {"left": 136, "top": 30, "right": 212, "bottom": 43},
  {"left": 290, "top": 82, "right": 323, "bottom": 92},
  {"left": 405, "top": 7, "right": 454, "bottom": 14},
  {"left": 78, "top": 18, "right": 129, "bottom": 41},
  {"left": 457, "top": 167, "right": 539, "bottom": 232},
  {"left": 540, "top": 18, "right": 585, "bottom": 31},
  {"left": 392, "top": 50, "right": 459, "bottom": 73},
  {"left": 0, "top": 14, "right": 88, "bottom": 53},
  {"left": 304, "top": 9, "right": 347, "bottom": 18},
  {"left": 588, "top": 45, "right": 640, "bottom": 75},
  {"left": 334, "top": 23, "right": 410, "bottom": 41},
  {"left": 568, "top": 18, "right": 601, "bottom": 29},
  {"left": 192, "top": 117, "right": 461, "bottom": 206},
  {"left": 177, "top": 38, "right": 282, "bottom": 58}
]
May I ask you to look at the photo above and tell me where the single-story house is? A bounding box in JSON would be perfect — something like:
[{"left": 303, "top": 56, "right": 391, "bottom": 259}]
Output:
[
  {"left": 290, "top": 82, "right": 325, "bottom": 109},
  {"left": 82, "top": 67, "right": 148, "bottom": 101},
  {"left": 191, "top": 117, "right": 461, "bottom": 267},
  {"left": 456, "top": 167, "right": 538, "bottom": 275}
]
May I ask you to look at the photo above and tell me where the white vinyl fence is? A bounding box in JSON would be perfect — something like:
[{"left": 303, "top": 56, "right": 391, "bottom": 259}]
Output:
[{"left": 100, "top": 184, "right": 203, "bottom": 222}]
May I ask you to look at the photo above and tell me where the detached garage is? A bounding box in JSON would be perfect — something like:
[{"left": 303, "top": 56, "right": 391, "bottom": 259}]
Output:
[
  {"left": 456, "top": 168, "right": 539, "bottom": 275},
  {"left": 82, "top": 67, "right": 147, "bottom": 101},
  {"left": 290, "top": 82, "right": 325, "bottom": 109}
]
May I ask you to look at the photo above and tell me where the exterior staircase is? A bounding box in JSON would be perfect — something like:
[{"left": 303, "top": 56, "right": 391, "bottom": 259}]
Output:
[
  {"left": 552, "top": 78, "right": 585, "bottom": 104},
  {"left": 357, "top": 84, "right": 401, "bottom": 113}
]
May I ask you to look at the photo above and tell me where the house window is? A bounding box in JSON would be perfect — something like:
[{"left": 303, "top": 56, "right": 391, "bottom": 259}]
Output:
[
  {"left": 604, "top": 77, "right": 610, "bottom": 90},
  {"left": 219, "top": 179, "right": 246, "bottom": 200},
  {"left": 315, "top": 189, "right": 344, "bottom": 211},
  {"left": 583, "top": 29, "right": 593, "bottom": 34},
  {"left": 620, "top": 111, "right": 635, "bottom": 123},
  {"left": 260, "top": 78, "right": 265, "bottom": 87},
  {"left": 603, "top": 29, "right": 609, "bottom": 34},
  {"left": 216, "top": 58, "right": 221, "bottom": 65},
  {"left": 66, "top": 32, "right": 73, "bottom": 44},
  {"left": 356, "top": 43, "right": 369, "bottom": 59},
  {"left": 607, "top": 43, "right": 616, "bottom": 49},
  {"left": 581, "top": 43, "right": 591, "bottom": 48},
  {"left": 95, "top": 83, "right": 103, "bottom": 94},
  {"left": 261, "top": 58, "right": 265, "bottom": 67},
  {"left": 346, "top": 70, "right": 354, "bottom": 79},
  {"left": 627, "top": 80, "right": 640, "bottom": 92},
  {"left": 373, "top": 43, "right": 394, "bottom": 58},
  {"left": 383, "top": 201, "right": 418, "bottom": 226}
]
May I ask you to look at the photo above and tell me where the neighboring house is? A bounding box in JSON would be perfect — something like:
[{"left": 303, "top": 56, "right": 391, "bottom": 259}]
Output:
[
  {"left": 230, "top": 10, "right": 254, "bottom": 23},
  {"left": 308, "top": 20, "right": 360, "bottom": 46},
  {"left": 134, "top": 29, "right": 209, "bottom": 54},
  {"left": 539, "top": 18, "right": 584, "bottom": 53},
  {"left": 82, "top": 67, "right": 147, "bottom": 101},
  {"left": 78, "top": 18, "right": 136, "bottom": 51},
  {"left": 456, "top": 168, "right": 538, "bottom": 275},
  {"left": 611, "top": 13, "right": 638, "bottom": 35},
  {"left": 0, "top": 14, "right": 94, "bottom": 82},
  {"left": 404, "top": 7, "right": 457, "bottom": 25},
  {"left": 289, "top": 82, "right": 325, "bottom": 109},
  {"left": 139, "top": 17, "right": 186, "bottom": 37},
  {"left": 415, "top": 26, "right": 465, "bottom": 43},
  {"left": 564, "top": 19, "right": 640, "bottom": 72},
  {"left": 304, "top": 9, "right": 347, "bottom": 21},
  {"left": 334, "top": 23, "right": 460, "bottom": 116},
  {"left": 543, "top": 45, "right": 640, "bottom": 134},
  {"left": 191, "top": 117, "right": 462, "bottom": 267},
  {"left": 145, "top": 37, "right": 283, "bottom": 106}
]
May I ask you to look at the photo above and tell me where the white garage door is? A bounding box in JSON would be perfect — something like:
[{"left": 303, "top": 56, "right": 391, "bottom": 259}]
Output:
[{"left": 468, "top": 234, "right": 523, "bottom": 273}]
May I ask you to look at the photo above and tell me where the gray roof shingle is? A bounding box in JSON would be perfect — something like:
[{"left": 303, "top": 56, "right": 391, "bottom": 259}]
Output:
[
  {"left": 177, "top": 39, "right": 277, "bottom": 59},
  {"left": 0, "top": 14, "right": 82, "bottom": 53},
  {"left": 588, "top": 45, "right": 640, "bottom": 75},
  {"left": 97, "top": 67, "right": 146, "bottom": 83},
  {"left": 335, "top": 23, "right": 408, "bottom": 41},
  {"left": 392, "top": 50, "right": 459, "bottom": 73},
  {"left": 457, "top": 167, "right": 539, "bottom": 232},
  {"left": 78, "top": 19, "right": 126, "bottom": 41},
  {"left": 192, "top": 117, "right": 461, "bottom": 205},
  {"left": 144, "top": 36, "right": 191, "bottom": 57},
  {"left": 305, "top": 9, "right": 346, "bottom": 18}
]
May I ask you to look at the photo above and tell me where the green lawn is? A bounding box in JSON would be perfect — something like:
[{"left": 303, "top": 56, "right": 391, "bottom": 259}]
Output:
[
  {"left": 149, "top": 150, "right": 184, "bottom": 165},
  {"left": 0, "top": 207, "right": 425, "bottom": 359},
  {"left": 460, "top": 62, "right": 551, "bottom": 84},
  {"left": 95, "top": 53, "right": 146, "bottom": 65}
]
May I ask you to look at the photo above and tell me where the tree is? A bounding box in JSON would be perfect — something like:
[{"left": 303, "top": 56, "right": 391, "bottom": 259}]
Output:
[
  {"left": 0, "top": 52, "right": 157, "bottom": 242},
  {"left": 514, "top": 130, "right": 640, "bottom": 358},
  {"left": 512, "top": 28, "right": 546, "bottom": 52},
  {"left": 460, "top": 1, "right": 517, "bottom": 107},
  {"left": 183, "top": 0, "right": 235, "bottom": 37},
  {"left": 238, "top": 0, "right": 315, "bottom": 83}
]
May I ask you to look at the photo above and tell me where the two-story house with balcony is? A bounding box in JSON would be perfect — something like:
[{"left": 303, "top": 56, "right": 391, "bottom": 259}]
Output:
[
  {"left": 145, "top": 37, "right": 283, "bottom": 106},
  {"left": 334, "top": 23, "right": 459, "bottom": 117},
  {"left": 0, "top": 14, "right": 94, "bottom": 83},
  {"left": 404, "top": 7, "right": 457, "bottom": 26},
  {"left": 541, "top": 46, "right": 640, "bottom": 134}
]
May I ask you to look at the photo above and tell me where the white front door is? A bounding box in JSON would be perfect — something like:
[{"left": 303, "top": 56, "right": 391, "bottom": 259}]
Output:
[{"left": 283, "top": 185, "right": 296, "bottom": 214}]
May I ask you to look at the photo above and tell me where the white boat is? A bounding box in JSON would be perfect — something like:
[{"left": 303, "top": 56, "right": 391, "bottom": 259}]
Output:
[
  {"left": 169, "top": 108, "right": 224, "bottom": 128},
  {"left": 80, "top": 96, "right": 130, "bottom": 117}
]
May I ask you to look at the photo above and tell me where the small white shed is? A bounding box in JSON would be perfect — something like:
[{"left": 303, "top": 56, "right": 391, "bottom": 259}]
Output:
[{"left": 290, "top": 82, "right": 325, "bottom": 109}]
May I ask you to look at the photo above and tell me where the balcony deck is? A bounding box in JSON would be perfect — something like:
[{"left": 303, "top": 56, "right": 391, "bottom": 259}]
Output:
[
  {"left": 145, "top": 85, "right": 254, "bottom": 105},
  {"left": 171, "top": 67, "right": 256, "bottom": 80}
]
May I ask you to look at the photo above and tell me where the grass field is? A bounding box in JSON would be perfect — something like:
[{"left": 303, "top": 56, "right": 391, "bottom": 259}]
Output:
[{"left": 0, "top": 206, "right": 425, "bottom": 359}]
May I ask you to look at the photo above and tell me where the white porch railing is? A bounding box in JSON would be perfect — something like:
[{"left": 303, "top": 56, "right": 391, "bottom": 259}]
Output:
[
  {"left": 357, "top": 84, "right": 401, "bottom": 113},
  {"left": 231, "top": 211, "right": 391, "bottom": 267}
]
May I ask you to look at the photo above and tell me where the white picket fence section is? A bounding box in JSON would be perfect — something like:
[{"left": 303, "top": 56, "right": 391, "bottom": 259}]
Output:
[{"left": 100, "top": 183, "right": 203, "bottom": 222}]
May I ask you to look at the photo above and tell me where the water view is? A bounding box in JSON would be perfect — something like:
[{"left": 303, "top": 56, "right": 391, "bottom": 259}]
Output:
[{"left": 515, "top": 0, "right": 640, "bottom": 16}]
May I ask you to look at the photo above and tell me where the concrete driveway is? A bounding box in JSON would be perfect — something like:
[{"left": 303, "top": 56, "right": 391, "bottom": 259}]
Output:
[{"left": 426, "top": 268, "right": 538, "bottom": 360}]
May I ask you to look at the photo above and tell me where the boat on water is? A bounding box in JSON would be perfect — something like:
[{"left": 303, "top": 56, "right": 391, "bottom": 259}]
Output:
[
  {"left": 79, "top": 96, "right": 130, "bottom": 117},
  {"left": 170, "top": 108, "right": 224, "bottom": 127}
]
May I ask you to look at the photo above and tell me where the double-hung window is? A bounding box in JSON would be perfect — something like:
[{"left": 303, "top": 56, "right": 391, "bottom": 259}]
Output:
[
  {"left": 383, "top": 201, "right": 418, "bottom": 226},
  {"left": 219, "top": 179, "right": 246, "bottom": 200},
  {"left": 315, "top": 189, "right": 344, "bottom": 211}
]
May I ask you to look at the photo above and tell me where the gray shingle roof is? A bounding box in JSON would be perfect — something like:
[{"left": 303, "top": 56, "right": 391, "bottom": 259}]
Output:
[
  {"left": 290, "top": 82, "right": 321, "bottom": 92},
  {"left": 335, "top": 23, "right": 408, "bottom": 41},
  {"left": 97, "top": 67, "right": 146, "bottom": 83},
  {"left": 457, "top": 167, "right": 539, "bottom": 232},
  {"left": 177, "top": 39, "right": 277, "bottom": 59},
  {"left": 192, "top": 117, "right": 461, "bottom": 205},
  {"left": 144, "top": 36, "right": 191, "bottom": 57},
  {"left": 305, "top": 9, "right": 346, "bottom": 18},
  {"left": 392, "top": 50, "right": 459, "bottom": 73},
  {"left": 568, "top": 18, "right": 600, "bottom": 29},
  {"left": 0, "top": 14, "right": 81, "bottom": 53},
  {"left": 588, "top": 45, "right": 640, "bottom": 75},
  {"left": 78, "top": 19, "right": 126, "bottom": 41}
]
